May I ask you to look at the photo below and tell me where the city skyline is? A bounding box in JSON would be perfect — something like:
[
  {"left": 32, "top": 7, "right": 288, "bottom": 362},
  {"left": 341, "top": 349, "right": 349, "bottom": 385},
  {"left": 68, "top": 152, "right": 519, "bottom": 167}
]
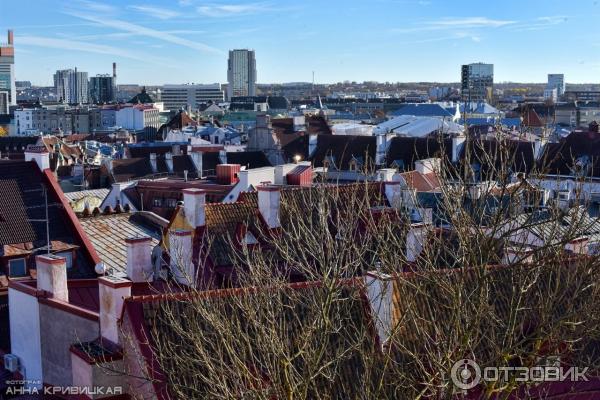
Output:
[{"left": 2, "top": 0, "right": 600, "bottom": 85}]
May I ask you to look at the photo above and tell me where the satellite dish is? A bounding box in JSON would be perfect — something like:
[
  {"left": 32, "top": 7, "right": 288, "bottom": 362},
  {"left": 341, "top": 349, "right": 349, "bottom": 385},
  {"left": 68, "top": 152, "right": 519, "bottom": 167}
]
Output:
[{"left": 94, "top": 262, "right": 106, "bottom": 275}]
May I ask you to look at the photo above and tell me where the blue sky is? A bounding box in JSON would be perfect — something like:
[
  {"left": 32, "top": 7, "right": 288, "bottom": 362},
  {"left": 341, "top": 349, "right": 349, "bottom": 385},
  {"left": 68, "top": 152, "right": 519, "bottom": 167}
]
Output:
[{"left": 2, "top": 0, "right": 600, "bottom": 85}]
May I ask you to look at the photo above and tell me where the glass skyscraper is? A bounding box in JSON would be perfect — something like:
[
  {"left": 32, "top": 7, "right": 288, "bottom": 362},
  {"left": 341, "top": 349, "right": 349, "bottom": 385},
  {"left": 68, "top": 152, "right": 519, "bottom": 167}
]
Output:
[
  {"left": 461, "top": 63, "right": 494, "bottom": 103},
  {"left": 227, "top": 49, "right": 257, "bottom": 100}
]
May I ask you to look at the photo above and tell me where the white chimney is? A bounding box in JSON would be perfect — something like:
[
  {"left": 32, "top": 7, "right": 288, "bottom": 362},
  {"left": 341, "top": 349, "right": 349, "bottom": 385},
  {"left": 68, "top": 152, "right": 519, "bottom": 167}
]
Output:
[
  {"left": 189, "top": 152, "right": 203, "bottom": 178},
  {"left": 149, "top": 153, "right": 157, "bottom": 173},
  {"left": 384, "top": 181, "right": 402, "bottom": 208},
  {"left": 165, "top": 152, "right": 174, "bottom": 173},
  {"left": 183, "top": 188, "right": 206, "bottom": 228},
  {"left": 169, "top": 229, "right": 194, "bottom": 286},
  {"left": 377, "top": 168, "right": 396, "bottom": 182},
  {"left": 308, "top": 134, "right": 318, "bottom": 157},
  {"left": 414, "top": 158, "right": 440, "bottom": 175},
  {"left": 98, "top": 276, "right": 132, "bottom": 344},
  {"left": 503, "top": 246, "right": 534, "bottom": 265},
  {"left": 364, "top": 271, "right": 395, "bottom": 344},
  {"left": 219, "top": 150, "right": 227, "bottom": 164},
  {"left": 451, "top": 136, "right": 466, "bottom": 163},
  {"left": 258, "top": 185, "right": 281, "bottom": 229},
  {"left": 125, "top": 237, "right": 153, "bottom": 282},
  {"left": 36, "top": 255, "right": 68, "bottom": 302},
  {"left": 406, "top": 223, "right": 428, "bottom": 262},
  {"left": 375, "top": 134, "right": 387, "bottom": 165},
  {"left": 25, "top": 149, "right": 50, "bottom": 171}
]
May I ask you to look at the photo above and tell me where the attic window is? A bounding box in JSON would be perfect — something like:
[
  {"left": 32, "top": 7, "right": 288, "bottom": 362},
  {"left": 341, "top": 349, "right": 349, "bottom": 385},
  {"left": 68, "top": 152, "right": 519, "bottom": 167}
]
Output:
[{"left": 243, "top": 232, "right": 258, "bottom": 245}]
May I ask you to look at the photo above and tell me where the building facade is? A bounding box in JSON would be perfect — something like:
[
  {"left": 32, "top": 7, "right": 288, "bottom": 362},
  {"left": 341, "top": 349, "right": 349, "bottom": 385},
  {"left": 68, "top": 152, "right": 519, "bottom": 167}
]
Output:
[
  {"left": 461, "top": 63, "right": 493, "bottom": 103},
  {"left": 227, "top": 49, "right": 257, "bottom": 100},
  {"left": 0, "top": 30, "right": 16, "bottom": 106},
  {"left": 54, "top": 68, "right": 89, "bottom": 104},
  {"left": 547, "top": 74, "right": 565, "bottom": 98},
  {"left": 89, "top": 74, "right": 116, "bottom": 104},
  {"left": 0, "top": 90, "right": 8, "bottom": 115},
  {"left": 115, "top": 104, "right": 160, "bottom": 136},
  {"left": 161, "top": 84, "right": 224, "bottom": 111}
]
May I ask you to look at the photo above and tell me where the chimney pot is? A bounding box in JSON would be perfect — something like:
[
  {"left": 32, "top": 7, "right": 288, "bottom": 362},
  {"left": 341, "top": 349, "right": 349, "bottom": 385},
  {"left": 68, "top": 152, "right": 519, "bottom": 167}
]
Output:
[
  {"left": 125, "top": 236, "right": 153, "bottom": 282},
  {"left": 258, "top": 185, "right": 281, "bottom": 229},
  {"left": 182, "top": 188, "right": 206, "bottom": 228},
  {"left": 98, "top": 276, "right": 132, "bottom": 344},
  {"left": 36, "top": 255, "right": 68, "bottom": 302}
]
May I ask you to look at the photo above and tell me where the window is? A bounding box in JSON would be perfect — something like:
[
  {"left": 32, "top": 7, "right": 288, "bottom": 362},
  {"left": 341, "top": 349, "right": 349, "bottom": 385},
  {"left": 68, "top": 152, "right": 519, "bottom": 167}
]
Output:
[
  {"left": 57, "top": 251, "right": 73, "bottom": 269},
  {"left": 8, "top": 258, "right": 27, "bottom": 277},
  {"left": 165, "top": 198, "right": 177, "bottom": 208}
]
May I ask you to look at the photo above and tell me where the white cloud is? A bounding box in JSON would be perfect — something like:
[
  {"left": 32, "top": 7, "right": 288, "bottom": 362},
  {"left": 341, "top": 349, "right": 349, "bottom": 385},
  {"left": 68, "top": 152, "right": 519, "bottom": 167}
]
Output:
[
  {"left": 64, "top": 10, "right": 224, "bottom": 55},
  {"left": 129, "top": 5, "right": 182, "bottom": 20},
  {"left": 75, "top": 0, "right": 116, "bottom": 13},
  {"left": 17, "top": 35, "right": 146, "bottom": 61},
  {"left": 427, "top": 17, "right": 515, "bottom": 29},
  {"left": 390, "top": 16, "right": 515, "bottom": 34},
  {"left": 196, "top": 2, "right": 270, "bottom": 17}
]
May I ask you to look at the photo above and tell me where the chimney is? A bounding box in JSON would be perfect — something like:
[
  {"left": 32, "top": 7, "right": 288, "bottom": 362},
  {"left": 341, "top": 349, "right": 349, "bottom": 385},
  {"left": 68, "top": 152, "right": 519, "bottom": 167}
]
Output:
[
  {"left": 364, "top": 271, "right": 395, "bottom": 344},
  {"left": 149, "top": 153, "right": 157, "bottom": 173},
  {"left": 36, "top": 255, "right": 68, "bottom": 302},
  {"left": 451, "top": 136, "right": 466, "bottom": 163},
  {"left": 219, "top": 150, "right": 227, "bottom": 164},
  {"left": 406, "top": 223, "right": 428, "bottom": 262},
  {"left": 189, "top": 152, "right": 203, "bottom": 177},
  {"left": 169, "top": 230, "right": 194, "bottom": 286},
  {"left": 216, "top": 164, "right": 241, "bottom": 185},
  {"left": 112, "top": 62, "right": 117, "bottom": 79},
  {"left": 8, "top": 30, "right": 13, "bottom": 45},
  {"left": 125, "top": 237, "right": 153, "bottom": 282},
  {"left": 377, "top": 168, "right": 396, "bottom": 182},
  {"left": 258, "top": 185, "right": 281, "bottom": 229},
  {"left": 503, "top": 246, "right": 534, "bottom": 265},
  {"left": 25, "top": 148, "right": 50, "bottom": 171},
  {"left": 98, "top": 276, "right": 132, "bottom": 344},
  {"left": 165, "top": 152, "right": 174, "bottom": 173},
  {"left": 182, "top": 188, "right": 206, "bottom": 228},
  {"left": 384, "top": 181, "right": 402, "bottom": 208},
  {"left": 414, "top": 158, "right": 440, "bottom": 175},
  {"left": 308, "top": 134, "right": 318, "bottom": 157}
]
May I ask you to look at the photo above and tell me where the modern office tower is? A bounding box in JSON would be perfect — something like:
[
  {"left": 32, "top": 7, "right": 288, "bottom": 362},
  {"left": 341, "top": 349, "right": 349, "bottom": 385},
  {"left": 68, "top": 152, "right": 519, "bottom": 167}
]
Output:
[
  {"left": 54, "top": 68, "right": 89, "bottom": 104},
  {"left": 162, "top": 83, "right": 224, "bottom": 110},
  {"left": 461, "top": 62, "right": 494, "bottom": 103},
  {"left": 0, "top": 30, "right": 16, "bottom": 105},
  {"left": 547, "top": 74, "right": 565, "bottom": 97},
  {"left": 227, "top": 49, "right": 257, "bottom": 100},
  {"left": 89, "top": 75, "right": 116, "bottom": 104},
  {"left": 0, "top": 91, "right": 8, "bottom": 114}
]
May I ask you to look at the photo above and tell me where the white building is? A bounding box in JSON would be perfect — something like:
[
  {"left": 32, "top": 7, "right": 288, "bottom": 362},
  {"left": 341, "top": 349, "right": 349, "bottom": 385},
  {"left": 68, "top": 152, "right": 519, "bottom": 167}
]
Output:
[
  {"left": 543, "top": 88, "right": 558, "bottom": 102},
  {"left": 115, "top": 105, "right": 160, "bottom": 132},
  {"left": 14, "top": 108, "right": 34, "bottom": 135},
  {"left": 227, "top": 49, "right": 257, "bottom": 100},
  {"left": 161, "top": 84, "right": 224, "bottom": 111}
]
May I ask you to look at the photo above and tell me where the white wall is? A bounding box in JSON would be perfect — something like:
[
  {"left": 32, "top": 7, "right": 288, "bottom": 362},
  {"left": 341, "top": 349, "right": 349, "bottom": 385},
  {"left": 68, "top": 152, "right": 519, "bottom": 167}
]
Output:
[{"left": 9, "top": 288, "right": 43, "bottom": 390}]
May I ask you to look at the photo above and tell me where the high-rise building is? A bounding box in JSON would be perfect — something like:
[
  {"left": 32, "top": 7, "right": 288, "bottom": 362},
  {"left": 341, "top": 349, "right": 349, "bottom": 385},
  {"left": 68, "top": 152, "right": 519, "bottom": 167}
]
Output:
[
  {"left": 547, "top": 74, "right": 565, "bottom": 97},
  {"left": 0, "top": 91, "right": 9, "bottom": 115},
  {"left": 89, "top": 75, "right": 116, "bottom": 104},
  {"left": 461, "top": 63, "right": 493, "bottom": 103},
  {"left": 227, "top": 49, "right": 256, "bottom": 100},
  {"left": 162, "top": 84, "right": 224, "bottom": 110},
  {"left": 0, "top": 30, "right": 16, "bottom": 106},
  {"left": 54, "top": 68, "right": 89, "bottom": 104}
]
